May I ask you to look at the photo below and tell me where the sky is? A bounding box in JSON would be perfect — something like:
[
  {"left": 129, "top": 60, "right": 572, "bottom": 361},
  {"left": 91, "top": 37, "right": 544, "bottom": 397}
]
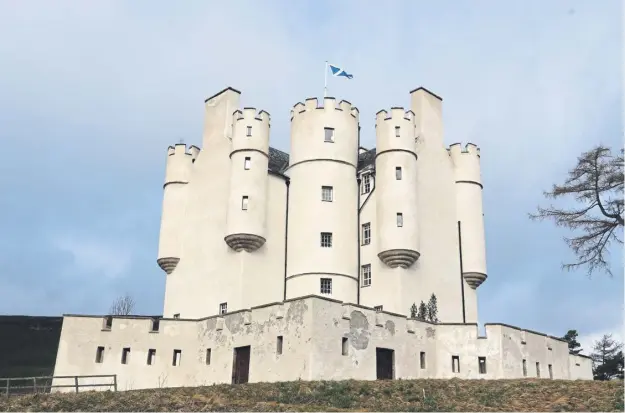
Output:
[{"left": 0, "top": 0, "right": 622, "bottom": 355}]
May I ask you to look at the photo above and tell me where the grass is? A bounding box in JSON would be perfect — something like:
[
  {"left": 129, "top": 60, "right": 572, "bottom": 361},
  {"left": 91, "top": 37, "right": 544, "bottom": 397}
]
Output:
[{"left": 0, "top": 378, "right": 622, "bottom": 412}]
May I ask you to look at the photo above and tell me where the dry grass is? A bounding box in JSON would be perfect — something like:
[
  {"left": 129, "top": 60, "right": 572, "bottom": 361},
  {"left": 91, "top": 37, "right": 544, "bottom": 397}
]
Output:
[{"left": 0, "top": 379, "right": 622, "bottom": 412}]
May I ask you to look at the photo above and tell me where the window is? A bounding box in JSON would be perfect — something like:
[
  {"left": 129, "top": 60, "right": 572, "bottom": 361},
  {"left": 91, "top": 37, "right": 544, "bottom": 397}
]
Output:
[
  {"left": 361, "top": 264, "right": 371, "bottom": 287},
  {"left": 536, "top": 362, "right": 540, "bottom": 377},
  {"left": 172, "top": 349, "right": 182, "bottom": 366},
  {"left": 151, "top": 318, "right": 160, "bottom": 332},
  {"left": 548, "top": 364, "right": 553, "bottom": 379},
  {"left": 241, "top": 196, "right": 249, "bottom": 210},
  {"left": 395, "top": 166, "right": 402, "bottom": 180},
  {"left": 374, "top": 305, "right": 383, "bottom": 312},
  {"left": 342, "top": 337, "right": 349, "bottom": 356},
  {"left": 206, "top": 349, "right": 212, "bottom": 365},
  {"left": 452, "top": 355, "right": 460, "bottom": 373},
  {"left": 320, "top": 232, "right": 332, "bottom": 247},
  {"left": 147, "top": 349, "right": 156, "bottom": 365},
  {"left": 395, "top": 126, "right": 400, "bottom": 137},
  {"left": 244, "top": 157, "right": 251, "bottom": 170},
  {"left": 324, "top": 127, "right": 334, "bottom": 142},
  {"left": 396, "top": 213, "right": 403, "bottom": 227},
  {"left": 522, "top": 359, "right": 527, "bottom": 377},
  {"left": 420, "top": 352, "right": 426, "bottom": 369},
  {"left": 362, "top": 223, "right": 371, "bottom": 245},
  {"left": 173, "top": 313, "right": 180, "bottom": 319},
  {"left": 478, "top": 357, "right": 487, "bottom": 374},
  {"left": 362, "top": 174, "right": 371, "bottom": 194},
  {"left": 121, "top": 348, "right": 130, "bottom": 365},
  {"left": 219, "top": 302, "right": 228, "bottom": 315},
  {"left": 103, "top": 316, "right": 112, "bottom": 330},
  {"left": 95, "top": 346, "right": 104, "bottom": 363},
  {"left": 321, "top": 186, "right": 333, "bottom": 202},
  {"left": 277, "top": 336, "right": 283, "bottom": 355},
  {"left": 320, "top": 278, "right": 332, "bottom": 294},
  {"left": 246, "top": 126, "right": 252, "bottom": 137}
]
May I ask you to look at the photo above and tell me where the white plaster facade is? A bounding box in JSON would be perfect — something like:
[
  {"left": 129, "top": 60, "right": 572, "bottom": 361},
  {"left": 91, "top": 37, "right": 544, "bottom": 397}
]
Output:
[{"left": 52, "top": 86, "right": 594, "bottom": 389}]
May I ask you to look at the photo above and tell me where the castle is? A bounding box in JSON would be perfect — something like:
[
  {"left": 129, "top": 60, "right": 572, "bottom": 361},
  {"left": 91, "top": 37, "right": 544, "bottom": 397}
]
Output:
[{"left": 51, "top": 86, "right": 592, "bottom": 391}]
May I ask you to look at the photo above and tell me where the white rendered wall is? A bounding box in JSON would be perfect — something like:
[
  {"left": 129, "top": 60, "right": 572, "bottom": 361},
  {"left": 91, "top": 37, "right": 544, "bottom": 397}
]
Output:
[{"left": 286, "top": 98, "right": 360, "bottom": 304}]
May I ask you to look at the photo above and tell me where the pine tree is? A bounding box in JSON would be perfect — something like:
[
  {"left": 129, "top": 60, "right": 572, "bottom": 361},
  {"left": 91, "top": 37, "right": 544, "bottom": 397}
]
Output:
[
  {"left": 417, "top": 301, "right": 427, "bottom": 321},
  {"left": 426, "top": 293, "right": 439, "bottom": 323},
  {"left": 591, "top": 334, "right": 624, "bottom": 380},
  {"left": 562, "top": 329, "right": 582, "bottom": 355},
  {"left": 410, "top": 303, "right": 418, "bottom": 318}
]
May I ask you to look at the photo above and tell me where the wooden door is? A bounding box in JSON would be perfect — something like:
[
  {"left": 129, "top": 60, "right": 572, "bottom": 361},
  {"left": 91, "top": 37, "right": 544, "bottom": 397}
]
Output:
[
  {"left": 376, "top": 348, "right": 394, "bottom": 380},
  {"left": 232, "top": 346, "right": 251, "bottom": 384}
]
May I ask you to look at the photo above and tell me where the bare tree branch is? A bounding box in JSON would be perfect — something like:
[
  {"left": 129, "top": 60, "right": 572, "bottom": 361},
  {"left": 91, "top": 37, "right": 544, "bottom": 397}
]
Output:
[
  {"left": 109, "top": 294, "right": 136, "bottom": 316},
  {"left": 529, "top": 145, "right": 624, "bottom": 277}
]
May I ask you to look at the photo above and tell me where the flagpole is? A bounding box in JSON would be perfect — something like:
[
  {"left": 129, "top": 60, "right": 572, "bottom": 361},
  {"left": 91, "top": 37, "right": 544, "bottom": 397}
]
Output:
[{"left": 324, "top": 61, "right": 328, "bottom": 98}]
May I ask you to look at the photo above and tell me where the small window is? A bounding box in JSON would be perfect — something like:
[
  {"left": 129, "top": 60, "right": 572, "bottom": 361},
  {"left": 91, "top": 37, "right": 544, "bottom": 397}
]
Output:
[
  {"left": 246, "top": 126, "right": 252, "bottom": 137},
  {"left": 452, "top": 355, "right": 460, "bottom": 373},
  {"left": 324, "top": 127, "right": 334, "bottom": 142},
  {"left": 151, "top": 318, "right": 160, "bottom": 332},
  {"left": 173, "top": 349, "right": 182, "bottom": 366},
  {"left": 548, "top": 364, "right": 553, "bottom": 379},
  {"left": 342, "top": 337, "right": 349, "bottom": 356},
  {"left": 522, "top": 359, "right": 527, "bottom": 376},
  {"left": 147, "top": 349, "right": 156, "bottom": 365},
  {"left": 206, "top": 349, "right": 212, "bottom": 365},
  {"left": 244, "top": 157, "right": 251, "bottom": 170},
  {"left": 121, "top": 348, "right": 130, "bottom": 365},
  {"left": 173, "top": 313, "right": 180, "bottom": 319},
  {"left": 374, "top": 305, "right": 383, "bottom": 312},
  {"left": 536, "top": 362, "right": 540, "bottom": 378},
  {"left": 420, "top": 352, "right": 426, "bottom": 369},
  {"left": 362, "top": 174, "right": 371, "bottom": 194},
  {"left": 242, "top": 196, "right": 249, "bottom": 210},
  {"left": 219, "top": 302, "right": 228, "bottom": 315},
  {"left": 395, "top": 126, "right": 400, "bottom": 137},
  {"left": 320, "top": 232, "right": 332, "bottom": 248},
  {"left": 103, "top": 316, "right": 112, "bottom": 330},
  {"left": 277, "top": 336, "right": 283, "bottom": 355},
  {"left": 321, "top": 186, "right": 333, "bottom": 202},
  {"left": 95, "top": 346, "right": 104, "bottom": 363},
  {"left": 395, "top": 166, "right": 402, "bottom": 180},
  {"left": 361, "top": 264, "right": 371, "bottom": 287},
  {"left": 397, "top": 213, "right": 403, "bottom": 227},
  {"left": 478, "top": 356, "right": 487, "bottom": 374},
  {"left": 362, "top": 223, "right": 371, "bottom": 245},
  {"left": 320, "top": 278, "right": 332, "bottom": 294}
]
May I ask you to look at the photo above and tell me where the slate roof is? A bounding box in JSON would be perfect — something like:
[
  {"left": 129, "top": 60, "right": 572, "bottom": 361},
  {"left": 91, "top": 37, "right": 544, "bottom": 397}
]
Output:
[
  {"left": 267, "top": 146, "right": 376, "bottom": 176},
  {"left": 357, "top": 148, "right": 376, "bottom": 170}
]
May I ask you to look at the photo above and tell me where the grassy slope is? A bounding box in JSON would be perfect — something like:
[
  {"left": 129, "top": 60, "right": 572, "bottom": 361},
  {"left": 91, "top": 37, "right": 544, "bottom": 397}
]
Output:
[{"left": 1, "top": 379, "right": 623, "bottom": 412}]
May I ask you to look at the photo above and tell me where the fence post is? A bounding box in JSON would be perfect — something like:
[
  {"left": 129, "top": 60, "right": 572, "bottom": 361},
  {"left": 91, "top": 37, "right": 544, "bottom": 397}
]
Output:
[
  {"left": 5, "top": 378, "right": 9, "bottom": 397},
  {"left": 33, "top": 377, "right": 37, "bottom": 394},
  {"left": 74, "top": 376, "right": 79, "bottom": 393},
  {"left": 113, "top": 375, "right": 117, "bottom": 392}
]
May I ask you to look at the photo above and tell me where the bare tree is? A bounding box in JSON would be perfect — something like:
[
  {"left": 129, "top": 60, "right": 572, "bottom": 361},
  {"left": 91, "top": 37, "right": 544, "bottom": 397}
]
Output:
[
  {"left": 530, "top": 145, "right": 623, "bottom": 276},
  {"left": 109, "top": 294, "right": 136, "bottom": 315}
]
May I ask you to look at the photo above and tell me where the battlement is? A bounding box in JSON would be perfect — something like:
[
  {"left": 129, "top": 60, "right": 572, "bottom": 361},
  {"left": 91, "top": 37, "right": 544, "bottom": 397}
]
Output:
[
  {"left": 375, "top": 107, "right": 415, "bottom": 124},
  {"left": 164, "top": 143, "right": 194, "bottom": 185},
  {"left": 448, "top": 142, "right": 480, "bottom": 157},
  {"left": 233, "top": 108, "right": 270, "bottom": 124},
  {"left": 167, "top": 143, "right": 195, "bottom": 159},
  {"left": 290, "top": 97, "right": 359, "bottom": 120}
]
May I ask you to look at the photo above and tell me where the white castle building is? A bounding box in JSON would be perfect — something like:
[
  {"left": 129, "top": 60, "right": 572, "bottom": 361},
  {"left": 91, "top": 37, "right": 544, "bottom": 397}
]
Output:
[{"left": 52, "top": 86, "right": 592, "bottom": 390}]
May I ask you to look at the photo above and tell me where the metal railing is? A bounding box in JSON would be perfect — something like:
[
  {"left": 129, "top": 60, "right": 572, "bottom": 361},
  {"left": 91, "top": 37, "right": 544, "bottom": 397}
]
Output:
[{"left": 1, "top": 374, "right": 117, "bottom": 397}]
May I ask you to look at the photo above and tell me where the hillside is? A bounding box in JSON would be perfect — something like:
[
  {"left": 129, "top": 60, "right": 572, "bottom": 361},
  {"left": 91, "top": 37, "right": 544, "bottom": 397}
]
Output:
[
  {"left": 0, "top": 316, "right": 63, "bottom": 378},
  {"left": 0, "top": 378, "right": 622, "bottom": 412}
]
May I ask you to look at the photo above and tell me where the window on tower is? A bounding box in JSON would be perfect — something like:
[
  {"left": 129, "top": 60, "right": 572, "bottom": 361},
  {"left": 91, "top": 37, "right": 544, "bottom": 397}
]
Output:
[
  {"left": 244, "top": 157, "right": 251, "bottom": 170},
  {"left": 324, "top": 127, "right": 335, "bottom": 143},
  {"left": 362, "top": 174, "right": 371, "bottom": 194},
  {"left": 362, "top": 223, "right": 371, "bottom": 245},
  {"left": 374, "top": 305, "right": 383, "bottom": 312},
  {"left": 242, "top": 196, "right": 249, "bottom": 210},
  {"left": 321, "top": 186, "right": 333, "bottom": 202},
  {"left": 320, "top": 232, "right": 333, "bottom": 247},
  {"left": 320, "top": 278, "right": 332, "bottom": 294},
  {"left": 397, "top": 213, "right": 403, "bottom": 227},
  {"left": 361, "top": 264, "right": 371, "bottom": 287},
  {"left": 395, "top": 166, "right": 402, "bottom": 180},
  {"left": 219, "top": 302, "right": 228, "bottom": 314},
  {"left": 395, "top": 126, "right": 400, "bottom": 137},
  {"left": 246, "top": 126, "right": 252, "bottom": 137}
]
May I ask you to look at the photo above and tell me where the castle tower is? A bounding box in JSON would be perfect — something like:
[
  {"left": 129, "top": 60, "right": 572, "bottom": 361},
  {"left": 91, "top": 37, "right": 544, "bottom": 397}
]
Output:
[
  {"left": 286, "top": 97, "right": 360, "bottom": 302},
  {"left": 449, "top": 143, "right": 487, "bottom": 289},
  {"left": 374, "top": 108, "right": 420, "bottom": 268},
  {"left": 157, "top": 144, "right": 197, "bottom": 274},
  {"left": 224, "top": 108, "right": 271, "bottom": 252}
]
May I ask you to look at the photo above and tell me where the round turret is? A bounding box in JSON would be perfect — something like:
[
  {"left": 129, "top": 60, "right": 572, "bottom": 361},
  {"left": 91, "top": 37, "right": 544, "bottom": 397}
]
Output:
[
  {"left": 374, "top": 108, "right": 420, "bottom": 268},
  {"left": 286, "top": 97, "right": 360, "bottom": 303},
  {"left": 449, "top": 143, "right": 487, "bottom": 288},
  {"left": 157, "top": 144, "right": 194, "bottom": 274},
  {"left": 224, "top": 108, "right": 270, "bottom": 252}
]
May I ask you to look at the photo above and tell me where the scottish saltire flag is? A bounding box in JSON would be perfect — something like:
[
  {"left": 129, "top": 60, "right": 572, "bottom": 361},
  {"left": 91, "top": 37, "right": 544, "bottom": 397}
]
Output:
[{"left": 328, "top": 64, "right": 353, "bottom": 79}]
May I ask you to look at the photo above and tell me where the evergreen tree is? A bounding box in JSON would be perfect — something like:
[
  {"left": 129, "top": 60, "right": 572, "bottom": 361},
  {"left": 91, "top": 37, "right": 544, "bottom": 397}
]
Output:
[
  {"left": 562, "top": 329, "right": 583, "bottom": 355},
  {"left": 426, "top": 293, "right": 439, "bottom": 323},
  {"left": 591, "top": 334, "right": 624, "bottom": 380},
  {"left": 417, "top": 301, "right": 427, "bottom": 321},
  {"left": 410, "top": 303, "right": 418, "bottom": 318}
]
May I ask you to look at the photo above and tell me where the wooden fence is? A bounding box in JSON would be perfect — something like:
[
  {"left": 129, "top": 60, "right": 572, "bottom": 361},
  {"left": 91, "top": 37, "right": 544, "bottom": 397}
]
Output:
[{"left": 1, "top": 374, "right": 117, "bottom": 396}]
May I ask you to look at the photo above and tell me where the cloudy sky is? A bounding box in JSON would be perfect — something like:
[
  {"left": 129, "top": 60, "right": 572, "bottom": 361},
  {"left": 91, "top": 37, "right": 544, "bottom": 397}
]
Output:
[{"left": 0, "top": 0, "right": 621, "bottom": 354}]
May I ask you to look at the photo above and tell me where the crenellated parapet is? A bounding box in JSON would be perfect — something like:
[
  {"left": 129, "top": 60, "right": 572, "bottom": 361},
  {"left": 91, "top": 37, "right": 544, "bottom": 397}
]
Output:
[
  {"left": 290, "top": 97, "right": 359, "bottom": 121},
  {"left": 448, "top": 143, "right": 481, "bottom": 186},
  {"left": 231, "top": 108, "right": 270, "bottom": 155},
  {"left": 164, "top": 143, "right": 197, "bottom": 186},
  {"left": 375, "top": 107, "right": 416, "bottom": 156}
]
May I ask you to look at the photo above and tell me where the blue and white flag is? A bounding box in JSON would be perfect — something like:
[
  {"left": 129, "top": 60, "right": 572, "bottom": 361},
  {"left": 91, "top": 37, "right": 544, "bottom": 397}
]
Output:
[{"left": 328, "top": 63, "right": 353, "bottom": 79}]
